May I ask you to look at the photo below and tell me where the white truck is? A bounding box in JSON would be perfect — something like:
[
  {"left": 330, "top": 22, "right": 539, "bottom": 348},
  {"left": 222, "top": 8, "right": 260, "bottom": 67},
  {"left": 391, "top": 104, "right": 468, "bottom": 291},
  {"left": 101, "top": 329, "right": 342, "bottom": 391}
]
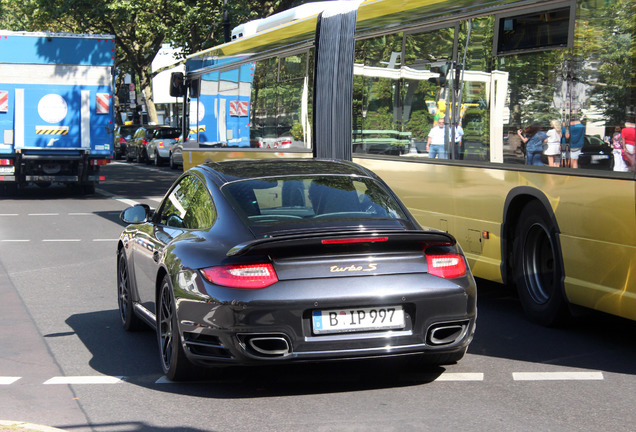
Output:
[{"left": 0, "top": 30, "right": 115, "bottom": 194}]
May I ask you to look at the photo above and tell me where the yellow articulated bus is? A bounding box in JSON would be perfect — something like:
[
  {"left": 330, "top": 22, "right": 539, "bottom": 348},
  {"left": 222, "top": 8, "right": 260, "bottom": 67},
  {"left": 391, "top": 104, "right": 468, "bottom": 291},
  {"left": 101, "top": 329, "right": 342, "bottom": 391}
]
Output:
[{"left": 171, "top": 0, "right": 635, "bottom": 326}]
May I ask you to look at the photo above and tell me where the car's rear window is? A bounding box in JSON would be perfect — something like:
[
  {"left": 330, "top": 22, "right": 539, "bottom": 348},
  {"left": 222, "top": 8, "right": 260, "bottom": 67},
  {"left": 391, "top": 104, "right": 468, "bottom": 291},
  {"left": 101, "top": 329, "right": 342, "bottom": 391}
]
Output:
[
  {"left": 222, "top": 175, "right": 409, "bottom": 235},
  {"left": 155, "top": 128, "right": 181, "bottom": 139}
]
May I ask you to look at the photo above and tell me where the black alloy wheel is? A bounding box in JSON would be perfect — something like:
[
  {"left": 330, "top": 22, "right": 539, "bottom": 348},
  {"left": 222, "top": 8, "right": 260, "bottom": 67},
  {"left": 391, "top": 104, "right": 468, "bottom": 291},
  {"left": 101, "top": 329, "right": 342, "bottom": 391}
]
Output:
[
  {"left": 157, "top": 275, "right": 192, "bottom": 380},
  {"left": 117, "top": 250, "right": 143, "bottom": 331}
]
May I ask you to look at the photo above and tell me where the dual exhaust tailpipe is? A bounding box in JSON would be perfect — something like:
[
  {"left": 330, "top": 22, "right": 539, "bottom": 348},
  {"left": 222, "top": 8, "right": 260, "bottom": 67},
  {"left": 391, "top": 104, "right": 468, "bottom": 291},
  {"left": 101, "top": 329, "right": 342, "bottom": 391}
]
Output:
[
  {"left": 427, "top": 321, "right": 469, "bottom": 346},
  {"left": 240, "top": 334, "right": 291, "bottom": 358}
]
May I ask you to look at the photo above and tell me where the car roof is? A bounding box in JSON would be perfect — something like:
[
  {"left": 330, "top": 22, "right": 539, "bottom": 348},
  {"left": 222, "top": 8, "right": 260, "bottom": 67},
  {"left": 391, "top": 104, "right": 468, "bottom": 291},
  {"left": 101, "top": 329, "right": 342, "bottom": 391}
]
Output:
[{"left": 198, "top": 159, "right": 377, "bottom": 186}]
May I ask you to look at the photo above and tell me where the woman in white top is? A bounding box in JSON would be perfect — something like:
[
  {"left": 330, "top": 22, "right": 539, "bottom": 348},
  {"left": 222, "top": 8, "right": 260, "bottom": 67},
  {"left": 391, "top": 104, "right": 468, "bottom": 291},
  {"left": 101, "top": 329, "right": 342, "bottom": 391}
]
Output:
[{"left": 544, "top": 120, "right": 562, "bottom": 167}]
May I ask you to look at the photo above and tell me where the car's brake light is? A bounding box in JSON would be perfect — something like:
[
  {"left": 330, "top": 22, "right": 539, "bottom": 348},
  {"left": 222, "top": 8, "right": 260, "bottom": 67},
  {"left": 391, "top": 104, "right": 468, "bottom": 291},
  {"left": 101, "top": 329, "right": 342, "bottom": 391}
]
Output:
[
  {"left": 0, "top": 159, "right": 13, "bottom": 166},
  {"left": 201, "top": 263, "right": 278, "bottom": 289},
  {"left": 142, "top": 138, "right": 148, "bottom": 145},
  {"left": 158, "top": 141, "right": 165, "bottom": 149},
  {"left": 119, "top": 137, "right": 126, "bottom": 144},
  {"left": 322, "top": 237, "right": 388, "bottom": 245},
  {"left": 426, "top": 252, "right": 467, "bottom": 279}
]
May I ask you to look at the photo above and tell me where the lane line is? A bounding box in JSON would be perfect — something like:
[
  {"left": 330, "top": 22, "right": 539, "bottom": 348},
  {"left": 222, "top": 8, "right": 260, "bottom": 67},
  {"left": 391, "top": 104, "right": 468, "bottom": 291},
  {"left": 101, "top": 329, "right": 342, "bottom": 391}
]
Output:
[
  {"left": 42, "top": 239, "right": 81, "bottom": 242},
  {"left": 435, "top": 372, "right": 484, "bottom": 382},
  {"left": 43, "top": 376, "right": 123, "bottom": 385},
  {"left": 0, "top": 377, "right": 21, "bottom": 385},
  {"left": 0, "top": 214, "right": 18, "bottom": 216},
  {"left": 28, "top": 213, "right": 59, "bottom": 216},
  {"left": 512, "top": 372, "right": 604, "bottom": 381},
  {"left": 1, "top": 239, "right": 31, "bottom": 243}
]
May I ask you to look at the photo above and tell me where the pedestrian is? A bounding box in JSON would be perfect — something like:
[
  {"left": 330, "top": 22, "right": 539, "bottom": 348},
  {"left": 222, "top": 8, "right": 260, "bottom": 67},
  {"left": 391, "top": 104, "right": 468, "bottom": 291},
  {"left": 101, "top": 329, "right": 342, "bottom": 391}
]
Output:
[
  {"left": 426, "top": 117, "right": 447, "bottom": 159},
  {"left": 563, "top": 117, "right": 585, "bottom": 169},
  {"left": 620, "top": 116, "right": 635, "bottom": 171},
  {"left": 517, "top": 122, "right": 547, "bottom": 166},
  {"left": 611, "top": 131, "right": 629, "bottom": 172},
  {"left": 544, "top": 120, "right": 561, "bottom": 167}
]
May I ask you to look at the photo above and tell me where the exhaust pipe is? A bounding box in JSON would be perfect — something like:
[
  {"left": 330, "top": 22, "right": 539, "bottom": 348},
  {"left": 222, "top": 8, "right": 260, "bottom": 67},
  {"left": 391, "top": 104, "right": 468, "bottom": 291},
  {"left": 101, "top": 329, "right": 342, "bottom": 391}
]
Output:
[
  {"left": 246, "top": 336, "right": 291, "bottom": 357},
  {"left": 427, "top": 322, "right": 468, "bottom": 346}
]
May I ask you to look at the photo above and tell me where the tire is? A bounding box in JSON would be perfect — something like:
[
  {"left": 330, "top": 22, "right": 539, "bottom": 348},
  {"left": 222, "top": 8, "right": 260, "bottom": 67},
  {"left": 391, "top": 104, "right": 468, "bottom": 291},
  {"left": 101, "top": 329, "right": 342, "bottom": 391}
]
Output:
[
  {"left": 169, "top": 153, "right": 177, "bottom": 170},
  {"left": 117, "top": 250, "right": 144, "bottom": 331},
  {"left": 157, "top": 275, "right": 193, "bottom": 381},
  {"left": 154, "top": 152, "right": 162, "bottom": 167},
  {"left": 513, "top": 201, "right": 569, "bottom": 326},
  {"left": 125, "top": 149, "right": 133, "bottom": 162}
]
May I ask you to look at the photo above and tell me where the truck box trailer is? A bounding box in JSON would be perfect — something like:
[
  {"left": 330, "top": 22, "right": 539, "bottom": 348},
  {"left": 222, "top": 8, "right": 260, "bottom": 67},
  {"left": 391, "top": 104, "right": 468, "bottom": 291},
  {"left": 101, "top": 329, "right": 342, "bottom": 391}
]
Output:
[{"left": 0, "top": 30, "right": 115, "bottom": 194}]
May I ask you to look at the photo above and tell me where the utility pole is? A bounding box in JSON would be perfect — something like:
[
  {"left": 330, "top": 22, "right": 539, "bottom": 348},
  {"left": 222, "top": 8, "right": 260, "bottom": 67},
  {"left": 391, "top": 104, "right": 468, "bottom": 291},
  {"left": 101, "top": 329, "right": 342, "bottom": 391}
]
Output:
[{"left": 223, "top": 0, "right": 231, "bottom": 43}]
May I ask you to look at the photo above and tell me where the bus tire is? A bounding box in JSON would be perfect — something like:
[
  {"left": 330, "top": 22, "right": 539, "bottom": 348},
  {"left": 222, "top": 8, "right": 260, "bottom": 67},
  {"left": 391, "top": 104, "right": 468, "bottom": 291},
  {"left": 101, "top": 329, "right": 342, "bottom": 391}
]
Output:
[{"left": 513, "top": 200, "right": 569, "bottom": 326}]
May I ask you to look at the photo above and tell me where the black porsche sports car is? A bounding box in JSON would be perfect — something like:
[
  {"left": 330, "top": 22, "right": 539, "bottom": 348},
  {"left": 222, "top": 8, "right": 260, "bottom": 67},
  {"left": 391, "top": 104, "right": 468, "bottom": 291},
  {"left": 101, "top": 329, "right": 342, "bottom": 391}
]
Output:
[{"left": 117, "top": 159, "right": 477, "bottom": 380}]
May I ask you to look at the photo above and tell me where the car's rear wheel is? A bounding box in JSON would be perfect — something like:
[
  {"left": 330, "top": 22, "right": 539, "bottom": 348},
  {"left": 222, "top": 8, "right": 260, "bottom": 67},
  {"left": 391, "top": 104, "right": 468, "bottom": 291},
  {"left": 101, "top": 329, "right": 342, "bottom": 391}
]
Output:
[
  {"left": 513, "top": 200, "right": 569, "bottom": 326},
  {"left": 154, "top": 151, "right": 161, "bottom": 166},
  {"left": 117, "top": 250, "right": 143, "bottom": 331},
  {"left": 158, "top": 275, "right": 192, "bottom": 381},
  {"left": 169, "top": 153, "right": 177, "bottom": 170}
]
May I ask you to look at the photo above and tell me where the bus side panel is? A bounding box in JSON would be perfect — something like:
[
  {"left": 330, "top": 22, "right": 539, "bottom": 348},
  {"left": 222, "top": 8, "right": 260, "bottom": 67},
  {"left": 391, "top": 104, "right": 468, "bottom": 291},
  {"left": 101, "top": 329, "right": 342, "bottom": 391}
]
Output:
[{"left": 355, "top": 157, "right": 636, "bottom": 321}]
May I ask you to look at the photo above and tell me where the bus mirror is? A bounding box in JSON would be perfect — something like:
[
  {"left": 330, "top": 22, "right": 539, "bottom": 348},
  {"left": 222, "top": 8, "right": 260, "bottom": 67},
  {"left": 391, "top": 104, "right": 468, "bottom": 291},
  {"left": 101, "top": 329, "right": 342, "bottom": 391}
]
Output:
[
  {"left": 169, "top": 72, "right": 186, "bottom": 97},
  {"left": 428, "top": 64, "right": 449, "bottom": 87},
  {"left": 189, "top": 78, "right": 200, "bottom": 98}
]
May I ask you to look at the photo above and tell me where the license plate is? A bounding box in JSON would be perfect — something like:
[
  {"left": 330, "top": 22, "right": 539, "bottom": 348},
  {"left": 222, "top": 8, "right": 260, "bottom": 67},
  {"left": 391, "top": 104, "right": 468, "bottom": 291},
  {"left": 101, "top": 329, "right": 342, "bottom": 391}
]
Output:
[
  {"left": 0, "top": 166, "right": 14, "bottom": 174},
  {"left": 312, "top": 306, "right": 405, "bottom": 335}
]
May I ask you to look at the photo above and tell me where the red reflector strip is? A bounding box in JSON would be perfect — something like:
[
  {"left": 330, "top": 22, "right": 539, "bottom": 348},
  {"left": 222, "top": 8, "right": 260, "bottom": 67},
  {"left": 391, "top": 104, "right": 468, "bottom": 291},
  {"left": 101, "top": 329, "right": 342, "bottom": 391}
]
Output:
[
  {"left": 201, "top": 263, "right": 278, "bottom": 289},
  {"left": 99, "top": 176, "right": 106, "bottom": 181},
  {"left": 426, "top": 253, "right": 467, "bottom": 279},
  {"left": 322, "top": 237, "right": 388, "bottom": 245}
]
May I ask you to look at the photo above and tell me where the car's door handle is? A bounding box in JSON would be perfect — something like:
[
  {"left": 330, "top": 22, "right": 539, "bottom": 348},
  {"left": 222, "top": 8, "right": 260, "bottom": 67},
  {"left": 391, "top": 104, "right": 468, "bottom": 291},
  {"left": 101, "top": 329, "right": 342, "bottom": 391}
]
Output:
[{"left": 153, "top": 251, "right": 161, "bottom": 263}]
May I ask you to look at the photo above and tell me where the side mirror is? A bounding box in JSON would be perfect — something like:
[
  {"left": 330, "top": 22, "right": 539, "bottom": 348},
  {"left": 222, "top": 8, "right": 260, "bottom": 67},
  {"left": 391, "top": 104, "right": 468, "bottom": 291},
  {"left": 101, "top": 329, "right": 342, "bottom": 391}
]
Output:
[
  {"left": 120, "top": 204, "right": 152, "bottom": 224},
  {"left": 428, "top": 64, "right": 450, "bottom": 87},
  {"left": 169, "top": 72, "right": 186, "bottom": 97},
  {"left": 189, "top": 78, "right": 200, "bottom": 98}
]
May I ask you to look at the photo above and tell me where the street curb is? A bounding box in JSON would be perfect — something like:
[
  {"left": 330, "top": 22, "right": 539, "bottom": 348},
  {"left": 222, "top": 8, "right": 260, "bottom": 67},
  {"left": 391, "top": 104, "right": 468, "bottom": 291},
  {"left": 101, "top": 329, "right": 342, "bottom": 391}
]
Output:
[{"left": 0, "top": 420, "right": 67, "bottom": 431}]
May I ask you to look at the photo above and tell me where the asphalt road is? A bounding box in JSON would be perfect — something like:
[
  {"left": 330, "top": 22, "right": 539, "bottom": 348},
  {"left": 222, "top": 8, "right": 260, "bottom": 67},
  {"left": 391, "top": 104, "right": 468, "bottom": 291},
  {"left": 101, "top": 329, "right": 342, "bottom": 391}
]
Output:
[{"left": 1, "top": 161, "right": 636, "bottom": 432}]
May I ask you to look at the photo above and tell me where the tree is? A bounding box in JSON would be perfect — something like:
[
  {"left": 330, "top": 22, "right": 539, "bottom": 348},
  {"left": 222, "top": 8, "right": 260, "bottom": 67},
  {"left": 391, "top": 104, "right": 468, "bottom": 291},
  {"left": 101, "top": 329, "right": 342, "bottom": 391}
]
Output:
[{"left": 1, "top": 0, "right": 310, "bottom": 124}]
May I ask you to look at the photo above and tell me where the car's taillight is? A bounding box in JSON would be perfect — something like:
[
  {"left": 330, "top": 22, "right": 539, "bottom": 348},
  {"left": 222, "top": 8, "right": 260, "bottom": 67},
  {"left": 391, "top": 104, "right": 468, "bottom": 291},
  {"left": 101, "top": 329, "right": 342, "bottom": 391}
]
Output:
[
  {"left": 142, "top": 138, "right": 148, "bottom": 145},
  {"left": 201, "top": 263, "right": 278, "bottom": 289},
  {"left": 426, "top": 252, "right": 467, "bottom": 279},
  {"left": 0, "top": 159, "right": 13, "bottom": 166},
  {"left": 158, "top": 141, "right": 165, "bottom": 149},
  {"left": 119, "top": 137, "right": 126, "bottom": 144}
]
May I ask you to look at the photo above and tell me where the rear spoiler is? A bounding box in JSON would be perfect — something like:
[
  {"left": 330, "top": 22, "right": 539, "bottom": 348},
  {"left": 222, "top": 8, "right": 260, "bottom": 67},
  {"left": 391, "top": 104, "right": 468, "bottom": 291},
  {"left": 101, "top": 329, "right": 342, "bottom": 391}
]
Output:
[{"left": 227, "top": 230, "right": 456, "bottom": 257}]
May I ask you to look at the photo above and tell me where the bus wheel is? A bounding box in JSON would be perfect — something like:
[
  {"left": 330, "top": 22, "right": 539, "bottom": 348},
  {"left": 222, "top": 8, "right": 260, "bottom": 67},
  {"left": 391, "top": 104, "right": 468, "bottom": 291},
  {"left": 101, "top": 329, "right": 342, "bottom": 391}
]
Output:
[{"left": 513, "top": 201, "right": 568, "bottom": 326}]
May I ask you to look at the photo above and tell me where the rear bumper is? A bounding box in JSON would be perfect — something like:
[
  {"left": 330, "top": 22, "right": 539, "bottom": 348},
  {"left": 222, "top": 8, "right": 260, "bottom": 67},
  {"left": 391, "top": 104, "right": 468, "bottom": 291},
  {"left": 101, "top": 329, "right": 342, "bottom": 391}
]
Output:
[{"left": 172, "top": 272, "right": 477, "bottom": 366}]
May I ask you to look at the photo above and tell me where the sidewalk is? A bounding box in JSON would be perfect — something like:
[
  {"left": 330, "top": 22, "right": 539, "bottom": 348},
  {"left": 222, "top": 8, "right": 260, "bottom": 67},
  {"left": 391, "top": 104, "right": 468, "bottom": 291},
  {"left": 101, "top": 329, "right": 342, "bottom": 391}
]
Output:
[
  {"left": 0, "top": 261, "right": 87, "bottom": 431},
  {"left": 0, "top": 420, "right": 67, "bottom": 432}
]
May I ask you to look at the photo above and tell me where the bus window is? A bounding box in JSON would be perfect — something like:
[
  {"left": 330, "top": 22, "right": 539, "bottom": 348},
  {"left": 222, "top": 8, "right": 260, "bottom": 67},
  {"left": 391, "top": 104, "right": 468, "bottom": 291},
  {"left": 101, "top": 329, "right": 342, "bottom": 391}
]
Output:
[
  {"left": 402, "top": 27, "right": 456, "bottom": 159},
  {"left": 352, "top": 33, "right": 404, "bottom": 155},
  {"left": 250, "top": 51, "right": 314, "bottom": 150},
  {"left": 458, "top": 17, "right": 494, "bottom": 162}
]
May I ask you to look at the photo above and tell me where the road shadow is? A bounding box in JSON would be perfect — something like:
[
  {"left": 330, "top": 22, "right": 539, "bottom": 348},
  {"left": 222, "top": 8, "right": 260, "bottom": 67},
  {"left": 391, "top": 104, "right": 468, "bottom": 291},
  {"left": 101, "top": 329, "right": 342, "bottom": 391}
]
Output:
[
  {"left": 64, "top": 309, "right": 445, "bottom": 399},
  {"left": 65, "top": 281, "right": 636, "bottom": 400},
  {"left": 469, "top": 278, "right": 636, "bottom": 373}
]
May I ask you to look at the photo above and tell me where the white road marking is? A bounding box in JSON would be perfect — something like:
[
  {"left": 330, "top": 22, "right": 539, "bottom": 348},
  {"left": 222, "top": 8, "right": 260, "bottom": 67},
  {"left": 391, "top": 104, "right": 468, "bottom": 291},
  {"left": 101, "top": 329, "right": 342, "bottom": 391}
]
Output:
[
  {"left": 0, "top": 214, "right": 18, "bottom": 216},
  {"left": 1, "top": 239, "right": 30, "bottom": 243},
  {"left": 42, "top": 239, "right": 81, "bottom": 242},
  {"left": 0, "top": 377, "right": 21, "bottom": 385},
  {"left": 435, "top": 372, "right": 484, "bottom": 382},
  {"left": 512, "top": 371, "right": 604, "bottom": 381},
  {"left": 43, "top": 376, "right": 123, "bottom": 385},
  {"left": 68, "top": 212, "right": 92, "bottom": 216},
  {"left": 28, "top": 213, "right": 59, "bottom": 216},
  {"left": 92, "top": 239, "right": 119, "bottom": 242}
]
